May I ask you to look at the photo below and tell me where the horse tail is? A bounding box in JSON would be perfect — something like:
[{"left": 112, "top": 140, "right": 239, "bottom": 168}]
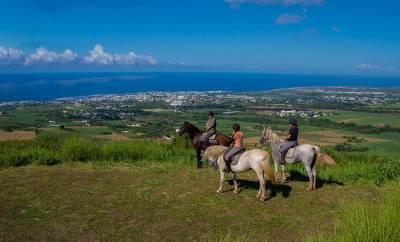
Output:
[
  {"left": 312, "top": 146, "right": 336, "bottom": 166},
  {"left": 260, "top": 153, "right": 276, "bottom": 183}
]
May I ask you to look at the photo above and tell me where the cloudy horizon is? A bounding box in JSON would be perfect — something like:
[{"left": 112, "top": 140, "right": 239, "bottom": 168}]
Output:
[{"left": 0, "top": 0, "right": 399, "bottom": 76}]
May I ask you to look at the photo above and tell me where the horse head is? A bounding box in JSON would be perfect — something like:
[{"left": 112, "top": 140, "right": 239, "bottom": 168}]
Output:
[
  {"left": 176, "top": 121, "right": 200, "bottom": 136},
  {"left": 176, "top": 121, "right": 189, "bottom": 135},
  {"left": 259, "top": 126, "right": 271, "bottom": 144}
]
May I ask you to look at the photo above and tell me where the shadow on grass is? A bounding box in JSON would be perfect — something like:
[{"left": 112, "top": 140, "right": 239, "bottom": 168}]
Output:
[
  {"left": 228, "top": 179, "right": 292, "bottom": 200},
  {"left": 287, "top": 170, "right": 345, "bottom": 188}
]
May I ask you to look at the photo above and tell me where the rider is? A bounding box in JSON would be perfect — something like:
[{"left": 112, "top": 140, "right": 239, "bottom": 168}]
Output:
[
  {"left": 279, "top": 117, "right": 299, "bottom": 163},
  {"left": 201, "top": 111, "right": 217, "bottom": 149},
  {"left": 224, "top": 123, "right": 245, "bottom": 164}
]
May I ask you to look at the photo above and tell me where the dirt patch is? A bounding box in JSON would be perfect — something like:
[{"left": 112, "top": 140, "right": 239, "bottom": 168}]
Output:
[
  {"left": 93, "top": 134, "right": 130, "bottom": 141},
  {"left": 0, "top": 131, "right": 36, "bottom": 141},
  {"left": 246, "top": 130, "right": 388, "bottom": 147},
  {"left": 67, "top": 125, "right": 106, "bottom": 129},
  {"left": 256, "top": 111, "right": 274, "bottom": 116},
  {"left": 339, "top": 119, "right": 358, "bottom": 124},
  {"left": 244, "top": 136, "right": 261, "bottom": 145}
]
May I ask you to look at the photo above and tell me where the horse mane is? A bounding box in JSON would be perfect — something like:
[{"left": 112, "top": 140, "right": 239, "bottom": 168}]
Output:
[
  {"left": 204, "top": 145, "right": 228, "bottom": 161},
  {"left": 268, "top": 128, "right": 283, "bottom": 144},
  {"left": 185, "top": 122, "right": 200, "bottom": 133}
]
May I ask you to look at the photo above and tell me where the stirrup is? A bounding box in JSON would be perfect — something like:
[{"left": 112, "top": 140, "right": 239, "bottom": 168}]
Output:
[{"left": 207, "top": 160, "right": 218, "bottom": 170}]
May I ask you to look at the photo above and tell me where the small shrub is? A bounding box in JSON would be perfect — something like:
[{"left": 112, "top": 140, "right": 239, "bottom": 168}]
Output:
[
  {"left": 0, "top": 148, "right": 60, "bottom": 167},
  {"left": 34, "top": 133, "right": 62, "bottom": 151},
  {"left": 61, "top": 137, "right": 98, "bottom": 162}
]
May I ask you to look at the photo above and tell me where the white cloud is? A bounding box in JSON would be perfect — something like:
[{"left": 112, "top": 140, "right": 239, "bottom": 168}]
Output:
[
  {"left": 58, "top": 49, "right": 78, "bottom": 62},
  {"left": 0, "top": 44, "right": 157, "bottom": 67},
  {"left": 332, "top": 26, "right": 341, "bottom": 32},
  {"left": 225, "top": 0, "right": 325, "bottom": 8},
  {"left": 275, "top": 13, "right": 304, "bottom": 24},
  {"left": 84, "top": 44, "right": 157, "bottom": 66},
  {"left": 114, "top": 52, "right": 158, "bottom": 66},
  {"left": 355, "top": 64, "right": 395, "bottom": 72},
  {"left": 83, "top": 44, "right": 114, "bottom": 65},
  {"left": 0, "top": 46, "right": 24, "bottom": 64},
  {"left": 356, "top": 64, "right": 381, "bottom": 70},
  {"left": 25, "top": 47, "right": 78, "bottom": 65}
]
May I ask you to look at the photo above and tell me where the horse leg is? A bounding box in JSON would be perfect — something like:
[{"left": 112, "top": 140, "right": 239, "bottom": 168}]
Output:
[
  {"left": 256, "top": 171, "right": 266, "bottom": 201},
  {"left": 274, "top": 160, "right": 280, "bottom": 183},
  {"left": 232, "top": 172, "right": 239, "bottom": 194},
  {"left": 216, "top": 169, "right": 225, "bottom": 194},
  {"left": 305, "top": 164, "right": 314, "bottom": 191},
  {"left": 312, "top": 163, "right": 317, "bottom": 190},
  {"left": 281, "top": 165, "right": 287, "bottom": 183},
  {"left": 196, "top": 149, "right": 202, "bottom": 168}
]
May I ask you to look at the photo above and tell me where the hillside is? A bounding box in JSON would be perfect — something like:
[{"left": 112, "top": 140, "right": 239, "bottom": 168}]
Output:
[{"left": 0, "top": 163, "right": 380, "bottom": 241}]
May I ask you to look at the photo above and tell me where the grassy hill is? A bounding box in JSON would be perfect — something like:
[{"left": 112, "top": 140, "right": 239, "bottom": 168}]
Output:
[
  {"left": 1, "top": 133, "right": 400, "bottom": 241},
  {"left": 0, "top": 163, "right": 384, "bottom": 241}
]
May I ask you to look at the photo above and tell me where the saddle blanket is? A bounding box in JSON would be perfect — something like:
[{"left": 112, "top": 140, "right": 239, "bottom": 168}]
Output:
[
  {"left": 286, "top": 147, "right": 296, "bottom": 158},
  {"left": 223, "top": 149, "right": 245, "bottom": 172}
]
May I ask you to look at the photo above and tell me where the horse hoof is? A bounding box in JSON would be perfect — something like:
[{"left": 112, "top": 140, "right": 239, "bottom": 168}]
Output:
[
  {"left": 256, "top": 193, "right": 261, "bottom": 198},
  {"left": 260, "top": 196, "right": 266, "bottom": 201},
  {"left": 216, "top": 189, "right": 223, "bottom": 194},
  {"left": 307, "top": 187, "right": 313, "bottom": 191},
  {"left": 234, "top": 189, "right": 240, "bottom": 194}
]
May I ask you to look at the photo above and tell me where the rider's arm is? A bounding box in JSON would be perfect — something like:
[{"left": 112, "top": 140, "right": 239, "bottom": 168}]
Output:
[{"left": 286, "top": 132, "right": 292, "bottom": 141}]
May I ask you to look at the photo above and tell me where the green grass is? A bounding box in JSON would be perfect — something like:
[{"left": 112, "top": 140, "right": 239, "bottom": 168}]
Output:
[
  {"left": 288, "top": 149, "right": 400, "bottom": 186},
  {"left": 1, "top": 133, "right": 400, "bottom": 241},
  {"left": 68, "top": 126, "right": 113, "bottom": 136},
  {"left": 0, "top": 132, "right": 195, "bottom": 168},
  {"left": 307, "top": 179, "right": 400, "bottom": 242},
  {"left": 327, "top": 110, "right": 400, "bottom": 128},
  {"left": 0, "top": 163, "right": 379, "bottom": 241}
]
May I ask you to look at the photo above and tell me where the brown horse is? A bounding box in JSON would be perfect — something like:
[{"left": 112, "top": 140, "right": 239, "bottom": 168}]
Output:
[{"left": 176, "top": 122, "right": 231, "bottom": 168}]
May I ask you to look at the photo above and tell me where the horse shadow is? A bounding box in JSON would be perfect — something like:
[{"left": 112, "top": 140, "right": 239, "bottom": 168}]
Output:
[
  {"left": 287, "top": 170, "right": 344, "bottom": 188},
  {"left": 228, "top": 179, "right": 292, "bottom": 200}
]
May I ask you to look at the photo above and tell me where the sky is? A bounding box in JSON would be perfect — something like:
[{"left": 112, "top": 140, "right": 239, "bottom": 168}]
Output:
[{"left": 0, "top": 0, "right": 399, "bottom": 75}]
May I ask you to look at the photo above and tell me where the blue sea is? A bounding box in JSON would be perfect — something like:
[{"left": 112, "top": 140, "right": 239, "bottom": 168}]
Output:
[{"left": 0, "top": 72, "right": 399, "bottom": 102}]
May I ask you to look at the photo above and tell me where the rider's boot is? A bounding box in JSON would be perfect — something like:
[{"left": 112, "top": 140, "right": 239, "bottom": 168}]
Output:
[
  {"left": 207, "top": 160, "right": 218, "bottom": 170},
  {"left": 280, "top": 152, "right": 286, "bottom": 165}
]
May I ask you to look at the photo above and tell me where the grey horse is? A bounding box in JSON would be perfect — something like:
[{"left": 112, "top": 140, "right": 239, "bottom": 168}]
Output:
[{"left": 259, "top": 127, "right": 336, "bottom": 191}]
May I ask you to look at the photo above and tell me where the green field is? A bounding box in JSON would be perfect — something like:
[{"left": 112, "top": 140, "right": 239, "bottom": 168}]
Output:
[
  {"left": 327, "top": 110, "right": 400, "bottom": 128},
  {"left": 2, "top": 100, "right": 400, "bottom": 240}
]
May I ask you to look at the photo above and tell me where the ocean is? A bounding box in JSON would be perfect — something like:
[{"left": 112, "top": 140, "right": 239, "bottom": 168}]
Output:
[{"left": 0, "top": 72, "right": 399, "bottom": 102}]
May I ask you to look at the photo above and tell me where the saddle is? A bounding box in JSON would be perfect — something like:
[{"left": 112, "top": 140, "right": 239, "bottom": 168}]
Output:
[
  {"left": 279, "top": 146, "right": 297, "bottom": 165},
  {"left": 286, "top": 147, "right": 296, "bottom": 158},
  {"left": 223, "top": 149, "right": 245, "bottom": 172}
]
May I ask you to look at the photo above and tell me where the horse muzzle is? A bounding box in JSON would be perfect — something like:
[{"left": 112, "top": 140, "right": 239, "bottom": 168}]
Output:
[{"left": 176, "top": 128, "right": 183, "bottom": 135}]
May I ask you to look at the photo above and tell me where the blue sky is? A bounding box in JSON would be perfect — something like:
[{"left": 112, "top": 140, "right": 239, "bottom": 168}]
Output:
[{"left": 0, "top": 0, "right": 399, "bottom": 75}]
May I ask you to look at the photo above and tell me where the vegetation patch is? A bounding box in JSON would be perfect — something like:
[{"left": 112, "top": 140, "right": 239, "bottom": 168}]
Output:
[{"left": 307, "top": 179, "right": 400, "bottom": 242}]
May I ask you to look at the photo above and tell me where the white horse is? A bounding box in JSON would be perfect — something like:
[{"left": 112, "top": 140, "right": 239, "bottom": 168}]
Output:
[
  {"left": 259, "top": 127, "right": 336, "bottom": 191},
  {"left": 203, "top": 145, "right": 275, "bottom": 201}
]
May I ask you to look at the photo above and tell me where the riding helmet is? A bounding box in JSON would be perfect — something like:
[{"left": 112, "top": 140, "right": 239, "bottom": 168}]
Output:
[
  {"left": 289, "top": 117, "right": 298, "bottom": 125},
  {"left": 208, "top": 111, "right": 214, "bottom": 117},
  {"left": 232, "top": 123, "right": 240, "bottom": 131}
]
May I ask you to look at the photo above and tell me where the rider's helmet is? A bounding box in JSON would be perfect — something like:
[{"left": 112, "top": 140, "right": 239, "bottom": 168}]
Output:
[
  {"left": 232, "top": 123, "right": 240, "bottom": 131},
  {"left": 208, "top": 111, "right": 214, "bottom": 117},
  {"left": 289, "top": 117, "right": 298, "bottom": 126}
]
